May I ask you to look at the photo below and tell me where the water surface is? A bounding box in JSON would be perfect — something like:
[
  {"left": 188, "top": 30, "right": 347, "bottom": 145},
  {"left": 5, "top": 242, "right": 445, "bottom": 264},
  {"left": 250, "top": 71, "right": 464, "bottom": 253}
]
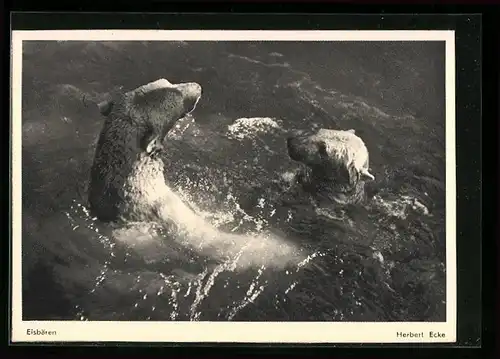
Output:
[{"left": 21, "top": 41, "right": 446, "bottom": 322}]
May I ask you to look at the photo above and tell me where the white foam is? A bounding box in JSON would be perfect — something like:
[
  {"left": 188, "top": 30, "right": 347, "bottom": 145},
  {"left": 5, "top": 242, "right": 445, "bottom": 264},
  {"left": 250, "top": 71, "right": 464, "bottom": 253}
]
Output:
[
  {"left": 227, "top": 117, "right": 281, "bottom": 140},
  {"left": 136, "top": 78, "right": 173, "bottom": 93},
  {"left": 371, "top": 194, "right": 431, "bottom": 219}
]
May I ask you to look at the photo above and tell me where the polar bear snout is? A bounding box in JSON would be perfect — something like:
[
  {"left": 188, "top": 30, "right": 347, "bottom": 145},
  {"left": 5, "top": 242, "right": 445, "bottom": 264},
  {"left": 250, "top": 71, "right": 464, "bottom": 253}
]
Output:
[{"left": 287, "top": 133, "right": 322, "bottom": 165}]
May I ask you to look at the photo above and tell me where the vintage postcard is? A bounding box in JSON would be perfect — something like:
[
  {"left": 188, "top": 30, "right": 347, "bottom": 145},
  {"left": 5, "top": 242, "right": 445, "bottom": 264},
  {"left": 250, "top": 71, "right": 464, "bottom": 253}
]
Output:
[{"left": 11, "top": 29, "right": 456, "bottom": 343}]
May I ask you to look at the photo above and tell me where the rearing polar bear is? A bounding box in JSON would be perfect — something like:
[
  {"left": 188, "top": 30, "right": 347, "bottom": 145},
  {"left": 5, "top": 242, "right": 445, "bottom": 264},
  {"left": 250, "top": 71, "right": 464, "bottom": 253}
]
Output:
[{"left": 87, "top": 78, "right": 302, "bottom": 269}]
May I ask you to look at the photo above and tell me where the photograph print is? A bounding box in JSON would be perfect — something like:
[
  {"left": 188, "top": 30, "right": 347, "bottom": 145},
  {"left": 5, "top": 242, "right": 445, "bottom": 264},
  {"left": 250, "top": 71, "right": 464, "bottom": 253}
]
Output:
[{"left": 11, "top": 30, "right": 456, "bottom": 343}]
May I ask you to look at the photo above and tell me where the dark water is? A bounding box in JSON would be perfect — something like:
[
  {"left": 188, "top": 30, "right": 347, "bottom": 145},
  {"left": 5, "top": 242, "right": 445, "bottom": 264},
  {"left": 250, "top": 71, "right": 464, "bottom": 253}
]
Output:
[{"left": 21, "top": 41, "right": 446, "bottom": 322}]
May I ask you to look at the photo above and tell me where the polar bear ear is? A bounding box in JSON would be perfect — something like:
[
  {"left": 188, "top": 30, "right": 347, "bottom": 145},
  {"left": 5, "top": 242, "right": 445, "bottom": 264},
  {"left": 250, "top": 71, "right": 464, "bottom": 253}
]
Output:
[
  {"left": 97, "top": 100, "right": 114, "bottom": 117},
  {"left": 347, "top": 129, "right": 356, "bottom": 134}
]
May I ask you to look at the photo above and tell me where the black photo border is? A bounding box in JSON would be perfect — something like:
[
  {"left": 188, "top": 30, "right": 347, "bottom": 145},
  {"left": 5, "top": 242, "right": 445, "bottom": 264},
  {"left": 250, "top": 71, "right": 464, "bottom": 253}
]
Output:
[{"left": 5, "top": 8, "right": 491, "bottom": 359}]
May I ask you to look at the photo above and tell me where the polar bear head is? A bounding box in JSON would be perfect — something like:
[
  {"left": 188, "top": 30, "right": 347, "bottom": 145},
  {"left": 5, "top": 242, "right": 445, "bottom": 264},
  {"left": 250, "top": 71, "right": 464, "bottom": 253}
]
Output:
[{"left": 287, "top": 128, "right": 375, "bottom": 205}]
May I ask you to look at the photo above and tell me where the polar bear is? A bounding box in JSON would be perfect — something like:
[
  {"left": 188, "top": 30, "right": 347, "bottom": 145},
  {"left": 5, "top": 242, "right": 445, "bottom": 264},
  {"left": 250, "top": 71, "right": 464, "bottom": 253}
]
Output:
[
  {"left": 88, "top": 78, "right": 202, "bottom": 223},
  {"left": 286, "top": 128, "right": 375, "bottom": 205},
  {"left": 86, "top": 78, "right": 304, "bottom": 269}
]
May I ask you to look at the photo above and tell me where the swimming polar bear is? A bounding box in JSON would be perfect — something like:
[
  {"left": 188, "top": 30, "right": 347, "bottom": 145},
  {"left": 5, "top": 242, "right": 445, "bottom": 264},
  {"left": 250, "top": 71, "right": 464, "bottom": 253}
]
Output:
[
  {"left": 88, "top": 78, "right": 202, "bottom": 223},
  {"left": 287, "top": 128, "right": 375, "bottom": 205}
]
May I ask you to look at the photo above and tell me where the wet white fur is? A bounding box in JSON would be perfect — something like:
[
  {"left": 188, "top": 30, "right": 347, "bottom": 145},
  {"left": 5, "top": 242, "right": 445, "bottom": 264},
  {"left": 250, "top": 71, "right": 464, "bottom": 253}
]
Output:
[
  {"left": 314, "top": 129, "right": 374, "bottom": 180},
  {"left": 115, "top": 153, "right": 302, "bottom": 269},
  {"left": 119, "top": 154, "right": 213, "bottom": 232}
]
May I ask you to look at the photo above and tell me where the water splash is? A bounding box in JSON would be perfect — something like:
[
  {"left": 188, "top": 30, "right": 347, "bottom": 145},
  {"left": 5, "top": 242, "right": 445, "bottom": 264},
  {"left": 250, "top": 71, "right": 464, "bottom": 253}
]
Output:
[
  {"left": 371, "top": 193, "right": 431, "bottom": 219},
  {"left": 64, "top": 200, "right": 118, "bottom": 318},
  {"left": 226, "top": 117, "right": 282, "bottom": 140},
  {"left": 188, "top": 235, "right": 261, "bottom": 320},
  {"left": 227, "top": 265, "right": 267, "bottom": 320},
  {"left": 65, "top": 200, "right": 116, "bottom": 252}
]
